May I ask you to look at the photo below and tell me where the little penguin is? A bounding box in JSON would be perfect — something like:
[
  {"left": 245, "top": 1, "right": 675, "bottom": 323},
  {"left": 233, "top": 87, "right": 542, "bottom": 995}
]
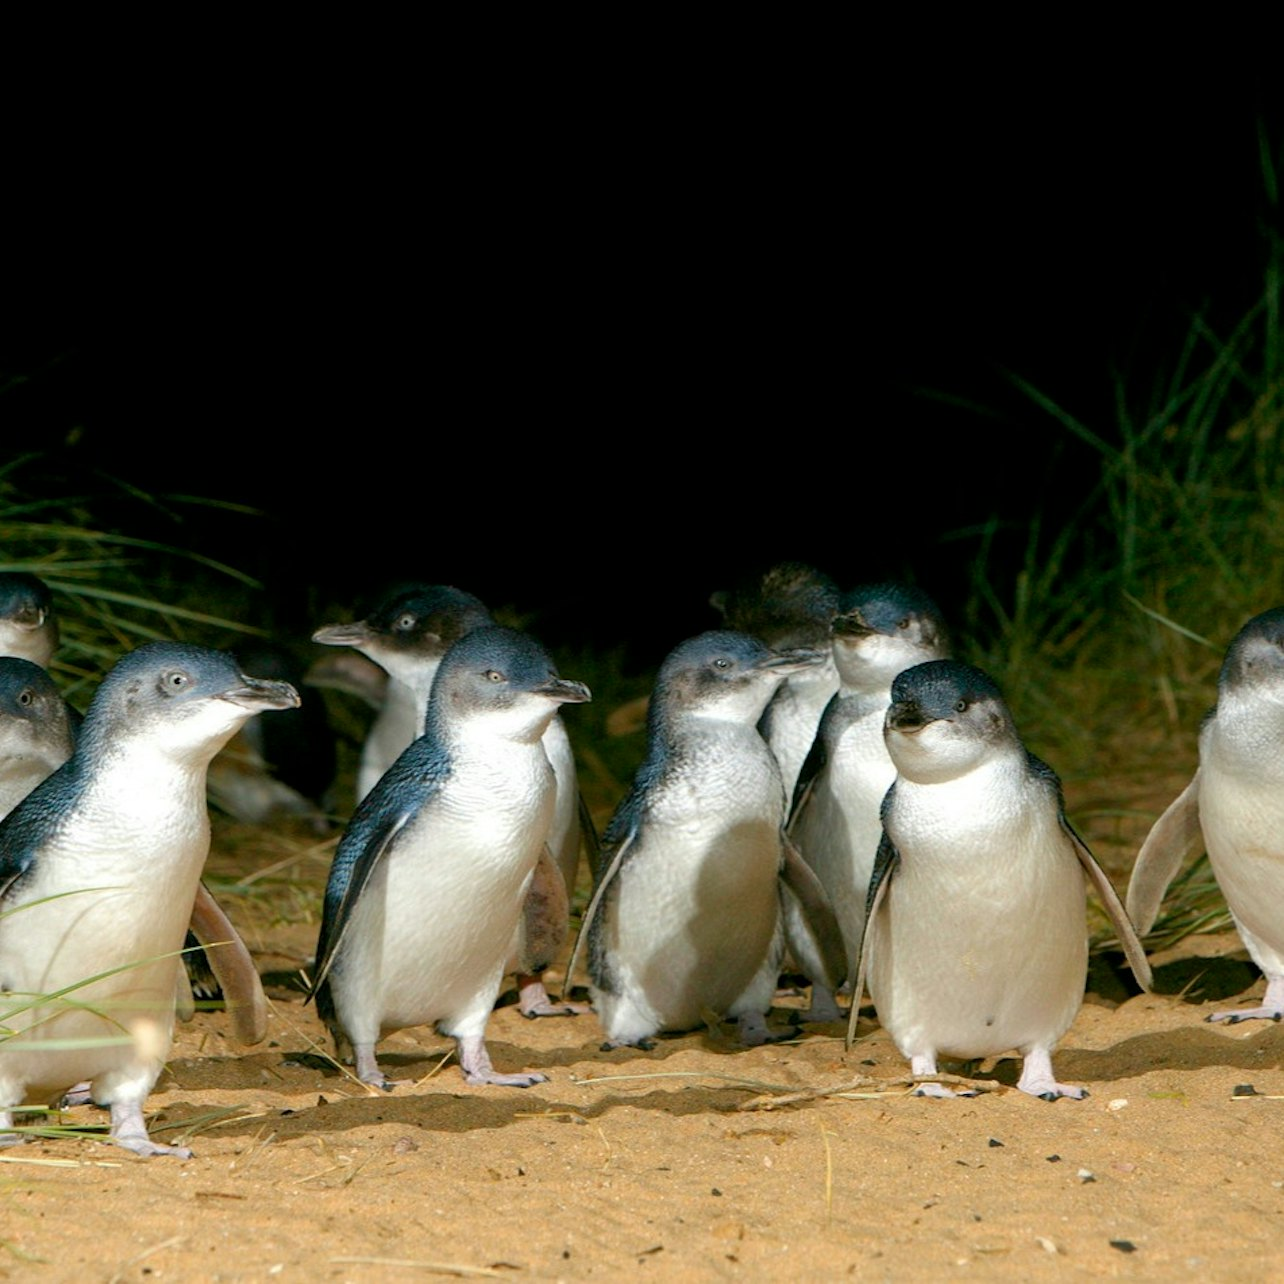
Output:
[
  {"left": 1127, "top": 606, "right": 1284, "bottom": 1023},
  {"left": 712, "top": 563, "right": 840, "bottom": 801},
  {"left": 313, "top": 584, "right": 493, "bottom": 804},
  {"left": 0, "top": 643, "right": 299, "bottom": 1157},
  {"left": 575, "top": 630, "right": 846, "bottom": 1049},
  {"left": 0, "top": 658, "right": 76, "bottom": 821},
  {"left": 852, "top": 660, "right": 1151, "bottom": 1099},
  {"left": 789, "top": 583, "right": 950, "bottom": 1020},
  {"left": 0, "top": 656, "right": 268, "bottom": 1049},
  {"left": 0, "top": 573, "right": 59, "bottom": 670},
  {"left": 314, "top": 584, "right": 592, "bottom": 1017},
  {"left": 308, "top": 625, "right": 591, "bottom": 1089}
]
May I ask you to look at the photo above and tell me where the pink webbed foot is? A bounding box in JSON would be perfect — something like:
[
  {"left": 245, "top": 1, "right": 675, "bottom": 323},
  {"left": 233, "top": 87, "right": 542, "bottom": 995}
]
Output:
[
  {"left": 516, "top": 976, "right": 591, "bottom": 1019},
  {"left": 1016, "top": 1048, "right": 1087, "bottom": 1101},
  {"left": 457, "top": 1035, "right": 547, "bottom": 1088},
  {"left": 1207, "top": 976, "right": 1284, "bottom": 1025}
]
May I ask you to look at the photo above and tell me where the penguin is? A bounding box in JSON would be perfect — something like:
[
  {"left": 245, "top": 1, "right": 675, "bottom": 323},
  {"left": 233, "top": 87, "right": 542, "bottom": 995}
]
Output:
[
  {"left": 0, "top": 658, "right": 76, "bottom": 821},
  {"left": 576, "top": 631, "right": 846, "bottom": 1049},
  {"left": 1127, "top": 606, "right": 1284, "bottom": 1023},
  {"left": 852, "top": 660, "right": 1151, "bottom": 1099},
  {"left": 788, "top": 584, "right": 950, "bottom": 1020},
  {"left": 314, "top": 584, "right": 592, "bottom": 1017},
  {"left": 0, "top": 643, "right": 298, "bottom": 1157},
  {"left": 313, "top": 584, "right": 493, "bottom": 804},
  {"left": 308, "top": 626, "right": 590, "bottom": 1089},
  {"left": 0, "top": 573, "right": 59, "bottom": 670},
  {"left": 712, "top": 563, "right": 840, "bottom": 801},
  {"left": 0, "top": 653, "right": 272, "bottom": 1048}
]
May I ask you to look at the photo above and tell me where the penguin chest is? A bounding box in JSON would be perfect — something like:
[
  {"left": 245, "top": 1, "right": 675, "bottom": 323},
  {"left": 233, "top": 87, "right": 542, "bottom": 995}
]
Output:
[
  {"left": 607, "top": 736, "right": 784, "bottom": 1027},
  {"left": 870, "top": 774, "right": 1086, "bottom": 1061},
  {"left": 0, "top": 769, "right": 209, "bottom": 1095},
  {"left": 1198, "top": 739, "right": 1284, "bottom": 955},
  {"left": 337, "top": 751, "right": 555, "bottom": 1035},
  {"left": 795, "top": 706, "right": 894, "bottom": 941}
]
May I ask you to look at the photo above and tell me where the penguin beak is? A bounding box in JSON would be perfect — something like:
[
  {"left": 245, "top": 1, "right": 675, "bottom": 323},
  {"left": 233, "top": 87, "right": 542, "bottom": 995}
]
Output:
[
  {"left": 533, "top": 677, "right": 592, "bottom": 705},
  {"left": 832, "top": 609, "right": 874, "bottom": 640},
  {"left": 887, "top": 700, "right": 933, "bottom": 733},
  {"left": 312, "top": 621, "right": 376, "bottom": 647},
  {"left": 221, "top": 676, "right": 302, "bottom": 712},
  {"left": 758, "top": 648, "right": 826, "bottom": 675}
]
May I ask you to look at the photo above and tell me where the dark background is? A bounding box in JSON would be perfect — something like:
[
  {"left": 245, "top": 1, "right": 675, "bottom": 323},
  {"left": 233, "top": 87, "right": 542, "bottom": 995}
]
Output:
[{"left": 6, "top": 79, "right": 1280, "bottom": 667}]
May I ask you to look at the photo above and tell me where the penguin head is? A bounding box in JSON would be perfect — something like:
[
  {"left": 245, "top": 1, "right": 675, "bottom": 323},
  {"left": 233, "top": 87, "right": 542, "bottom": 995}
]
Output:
[
  {"left": 0, "top": 657, "right": 75, "bottom": 763},
  {"left": 1218, "top": 607, "right": 1284, "bottom": 704},
  {"left": 81, "top": 643, "right": 301, "bottom": 766},
  {"left": 313, "top": 583, "right": 493, "bottom": 690},
  {"left": 427, "top": 625, "right": 590, "bottom": 745},
  {"left": 0, "top": 572, "right": 59, "bottom": 668},
  {"left": 884, "top": 660, "right": 1017, "bottom": 783},
  {"left": 831, "top": 583, "right": 950, "bottom": 690},
  {"left": 652, "top": 630, "right": 826, "bottom": 730},
  {"left": 710, "top": 563, "right": 839, "bottom": 650}
]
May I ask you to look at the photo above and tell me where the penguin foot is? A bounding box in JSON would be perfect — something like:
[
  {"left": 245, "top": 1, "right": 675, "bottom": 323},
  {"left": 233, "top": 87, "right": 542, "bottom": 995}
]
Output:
[
  {"left": 792, "top": 984, "right": 846, "bottom": 1024},
  {"left": 912, "top": 1082, "right": 970, "bottom": 1099},
  {"left": 109, "top": 1103, "right": 193, "bottom": 1160},
  {"left": 736, "top": 1012, "right": 794, "bottom": 1046},
  {"left": 600, "top": 1037, "right": 657, "bottom": 1052},
  {"left": 58, "top": 1081, "right": 94, "bottom": 1109},
  {"left": 457, "top": 1035, "right": 547, "bottom": 1088},
  {"left": 1207, "top": 1006, "right": 1284, "bottom": 1025},
  {"left": 352, "top": 1046, "right": 411, "bottom": 1091},
  {"left": 1017, "top": 1050, "right": 1085, "bottom": 1100},
  {"left": 516, "top": 979, "right": 591, "bottom": 1019}
]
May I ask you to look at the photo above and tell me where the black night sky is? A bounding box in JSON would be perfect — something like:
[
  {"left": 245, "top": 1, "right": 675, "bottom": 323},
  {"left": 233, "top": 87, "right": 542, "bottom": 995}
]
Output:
[{"left": 6, "top": 78, "right": 1280, "bottom": 666}]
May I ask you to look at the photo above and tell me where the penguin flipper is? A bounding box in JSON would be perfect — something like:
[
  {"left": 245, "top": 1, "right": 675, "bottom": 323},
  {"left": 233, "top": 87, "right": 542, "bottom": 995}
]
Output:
[
  {"left": 847, "top": 826, "right": 900, "bottom": 1049},
  {"left": 309, "top": 803, "right": 413, "bottom": 1000},
  {"left": 787, "top": 693, "right": 835, "bottom": 824},
  {"left": 188, "top": 882, "right": 269, "bottom": 1044},
  {"left": 516, "top": 844, "right": 571, "bottom": 974},
  {"left": 779, "top": 835, "right": 846, "bottom": 990},
  {"left": 565, "top": 820, "right": 638, "bottom": 993},
  {"left": 1062, "top": 815, "right": 1154, "bottom": 992},
  {"left": 1125, "top": 771, "right": 1202, "bottom": 936}
]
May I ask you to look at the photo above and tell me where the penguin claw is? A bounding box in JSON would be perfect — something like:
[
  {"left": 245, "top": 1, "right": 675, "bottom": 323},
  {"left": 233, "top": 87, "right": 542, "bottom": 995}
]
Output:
[
  {"left": 600, "top": 1037, "right": 656, "bottom": 1052},
  {"left": 1207, "top": 1007, "right": 1284, "bottom": 1025},
  {"left": 519, "top": 999, "right": 592, "bottom": 1020}
]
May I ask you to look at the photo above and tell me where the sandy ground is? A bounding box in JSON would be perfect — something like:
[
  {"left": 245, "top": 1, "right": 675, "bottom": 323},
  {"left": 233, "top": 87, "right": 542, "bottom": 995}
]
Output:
[{"left": 4, "top": 809, "right": 1284, "bottom": 1282}]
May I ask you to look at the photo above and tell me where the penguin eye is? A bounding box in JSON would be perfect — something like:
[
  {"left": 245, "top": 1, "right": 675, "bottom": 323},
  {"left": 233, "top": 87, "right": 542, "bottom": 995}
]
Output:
[
  {"left": 484, "top": 669, "right": 505, "bottom": 683},
  {"left": 395, "top": 613, "right": 417, "bottom": 632},
  {"left": 897, "top": 617, "right": 911, "bottom": 630},
  {"left": 954, "top": 698, "right": 969, "bottom": 713},
  {"left": 712, "top": 658, "right": 732, "bottom": 671},
  {"left": 18, "top": 689, "right": 33, "bottom": 707},
  {"left": 162, "top": 671, "right": 190, "bottom": 692}
]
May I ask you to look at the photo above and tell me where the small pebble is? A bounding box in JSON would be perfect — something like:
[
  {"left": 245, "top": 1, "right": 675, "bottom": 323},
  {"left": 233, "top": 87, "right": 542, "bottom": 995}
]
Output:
[
  {"left": 1077, "top": 1168, "right": 1096, "bottom": 1183},
  {"left": 1035, "top": 1237, "right": 1060, "bottom": 1255},
  {"left": 1233, "top": 1084, "right": 1259, "bottom": 1097},
  {"left": 1045, "top": 1154, "right": 1061, "bottom": 1163},
  {"left": 1110, "top": 1239, "right": 1137, "bottom": 1253},
  {"left": 987, "top": 1137, "right": 1004, "bottom": 1148},
  {"left": 1107, "top": 1098, "right": 1128, "bottom": 1111}
]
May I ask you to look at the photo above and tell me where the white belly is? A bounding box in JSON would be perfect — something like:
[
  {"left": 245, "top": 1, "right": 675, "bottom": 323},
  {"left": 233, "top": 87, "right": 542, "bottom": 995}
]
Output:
[
  {"left": 792, "top": 707, "right": 893, "bottom": 974},
  {"left": 0, "top": 768, "right": 208, "bottom": 1104},
  {"left": 596, "top": 729, "right": 785, "bottom": 1036},
  {"left": 1199, "top": 732, "right": 1284, "bottom": 969},
  {"left": 868, "top": 770, "right": 1086, "bottom": 1062},
  {"left": 330, "top": 745, "right": 555, "bottom": 1042}
]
